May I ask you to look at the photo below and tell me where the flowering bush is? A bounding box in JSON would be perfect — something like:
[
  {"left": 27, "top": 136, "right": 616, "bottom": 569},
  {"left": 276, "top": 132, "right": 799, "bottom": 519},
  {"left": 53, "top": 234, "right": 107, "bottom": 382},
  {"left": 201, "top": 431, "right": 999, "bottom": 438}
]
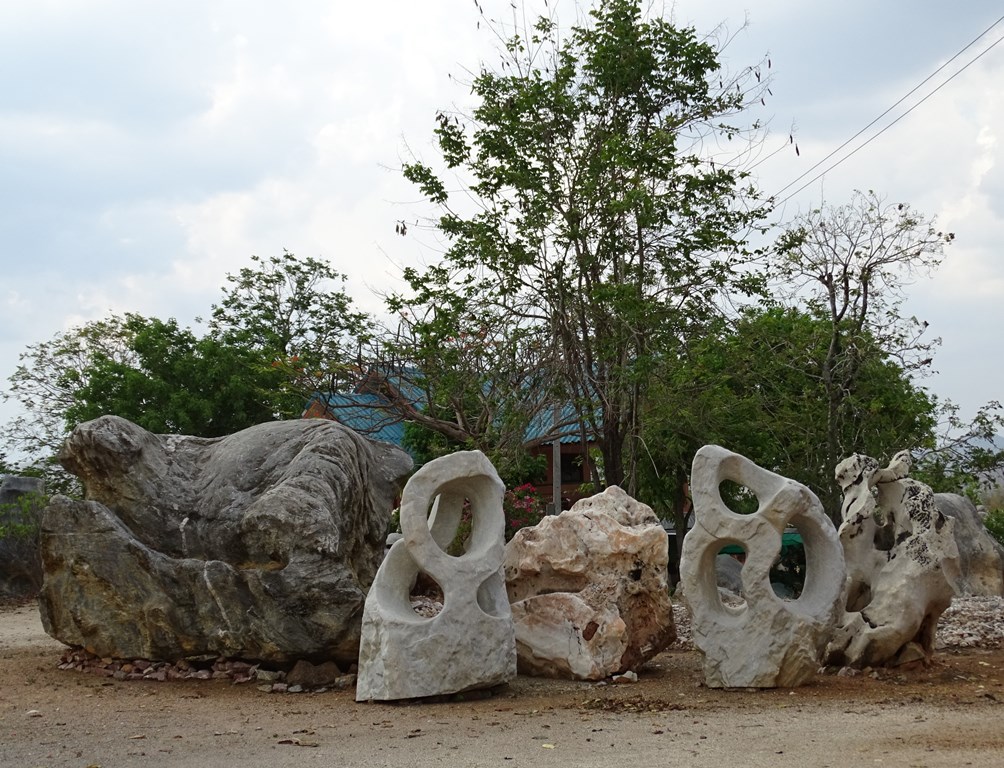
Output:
[
  {"left": 440, "top": 484, "right": 544, "bottom": 554},
  {"left": 503, "top": 483, "right": 544, "bottom": 542}
]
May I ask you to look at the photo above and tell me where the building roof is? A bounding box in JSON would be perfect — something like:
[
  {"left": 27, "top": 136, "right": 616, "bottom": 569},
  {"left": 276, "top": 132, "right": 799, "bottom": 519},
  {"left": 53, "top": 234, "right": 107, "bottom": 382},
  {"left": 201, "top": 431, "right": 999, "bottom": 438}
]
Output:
[{"left": 306, "top": 392, "right": 407, "bottom": 447}]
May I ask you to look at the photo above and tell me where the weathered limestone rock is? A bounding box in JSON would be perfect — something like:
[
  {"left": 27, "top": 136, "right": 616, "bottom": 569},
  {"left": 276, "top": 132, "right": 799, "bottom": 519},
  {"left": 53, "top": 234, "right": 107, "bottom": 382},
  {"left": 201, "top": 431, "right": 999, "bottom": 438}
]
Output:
[
  {"left": 826, "top": 451, "right": 961, "bottom": 668},
  {"left": 936, "top": 493, "right": 1004, "bottom": 597},
  {"left": 355, "top": 451, "right": 516, "bottom": 701},
  {"left": 503, "top": 485, "right": 676, "bottom": 680},
  {"left": 39, "top": 415, "right": 412, "bottom": 665},
  {"left": 680, "top": 445, "right": 845, "bottom": 688}
]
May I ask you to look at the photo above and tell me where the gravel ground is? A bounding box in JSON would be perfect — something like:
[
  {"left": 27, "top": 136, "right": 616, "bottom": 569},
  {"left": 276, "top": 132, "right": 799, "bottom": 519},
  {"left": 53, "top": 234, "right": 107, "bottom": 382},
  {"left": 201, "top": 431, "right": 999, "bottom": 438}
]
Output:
[{"left": 3, "top": 596, "right": 1004, "bottom": 768}]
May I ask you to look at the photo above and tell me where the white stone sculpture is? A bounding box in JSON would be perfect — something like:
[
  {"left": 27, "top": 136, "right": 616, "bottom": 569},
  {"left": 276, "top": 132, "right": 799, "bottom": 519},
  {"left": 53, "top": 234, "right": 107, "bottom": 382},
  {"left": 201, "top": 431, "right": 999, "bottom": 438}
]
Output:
[
  {"left": 680, "top": 445, "right": 845, "bottom": 688},
  {"left": 826, "top": 450, "right": 961, "bottom": 668},
  {"left": 355, "top": 451, "right": 516, "bottom": 701},
  {"left": 504, "top": 486, "right": 676, "bottom": 680}
]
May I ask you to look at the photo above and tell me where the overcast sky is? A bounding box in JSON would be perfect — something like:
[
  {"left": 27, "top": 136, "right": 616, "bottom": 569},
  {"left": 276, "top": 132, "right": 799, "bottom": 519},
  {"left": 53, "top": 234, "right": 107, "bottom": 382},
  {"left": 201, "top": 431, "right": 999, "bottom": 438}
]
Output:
[{"left": 1, "top": 1, "right": 1002, "bottom": 445}]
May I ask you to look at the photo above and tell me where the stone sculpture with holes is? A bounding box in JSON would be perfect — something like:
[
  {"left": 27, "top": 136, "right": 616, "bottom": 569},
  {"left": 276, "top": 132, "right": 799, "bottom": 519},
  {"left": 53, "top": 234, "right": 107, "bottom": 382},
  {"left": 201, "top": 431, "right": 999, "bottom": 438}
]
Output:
[
  {"left": 355, "top": 450, "right": 516, "bottom": 701},
  {"left": 680, "top": 445, "right": 845, "bottom": 688},
  {"left": 825, "top": 450, "right": 960, "bottom": 668}
]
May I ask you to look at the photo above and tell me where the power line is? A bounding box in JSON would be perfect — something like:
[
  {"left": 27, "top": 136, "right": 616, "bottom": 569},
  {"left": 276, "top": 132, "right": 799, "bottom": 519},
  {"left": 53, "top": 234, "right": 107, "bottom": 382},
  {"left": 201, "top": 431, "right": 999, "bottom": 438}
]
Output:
[{"left": 769, "top": 14, "right": 1004, "bottom": 207}]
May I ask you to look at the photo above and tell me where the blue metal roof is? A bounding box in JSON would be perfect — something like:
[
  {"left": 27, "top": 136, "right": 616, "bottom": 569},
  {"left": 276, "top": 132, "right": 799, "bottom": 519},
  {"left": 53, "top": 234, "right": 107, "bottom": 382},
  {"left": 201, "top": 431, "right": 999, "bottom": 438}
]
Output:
[
  {"left": 524, "top": 402, "right": 589, "bottom": 444},
  {"left": 305, "top": 368, "right": 597, "bottom": 448},
  {"left": 308, "top": 392, "right": 407, "bottom": 447}
]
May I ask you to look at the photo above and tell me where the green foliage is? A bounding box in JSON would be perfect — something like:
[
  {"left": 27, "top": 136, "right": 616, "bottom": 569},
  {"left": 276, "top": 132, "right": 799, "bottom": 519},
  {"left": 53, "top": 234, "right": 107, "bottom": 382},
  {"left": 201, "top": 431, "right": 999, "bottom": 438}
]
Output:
[
  {"left": 983, "top": 508, "right": 1004, "bottom": 548},
  {"left": 913, "top": 401, "right": 1004, "bottom": 498},
  {"left": 637, "top": 306, "right": 938, "bottom": 524},
  {"left": 2, "top": 251, "right": 372, "bottom": 478},
  {"left": 773, "top": 191, "right": 953, "bottom": 518},
  {"left": 0, "top": 489, "right": 45, "bottom": 540},
  {"left": 389, "top": 0, "right": 771, "bottom": 488},
  {"left": 0, "top": 488, "right": 47, "bottom": 597},
  {"left": 65, "top": 314, "right": 282, "bottom": 437},
  {"left": 2, "top": 314, "right": 137, "bottom": 464},
  {"left": 209, "top": 250, "right": 372, "bottom": 416}
]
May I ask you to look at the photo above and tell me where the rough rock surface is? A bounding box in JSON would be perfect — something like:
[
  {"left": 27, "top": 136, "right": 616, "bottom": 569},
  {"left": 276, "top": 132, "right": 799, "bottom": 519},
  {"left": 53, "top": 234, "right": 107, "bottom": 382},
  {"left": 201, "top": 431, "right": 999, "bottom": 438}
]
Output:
[
  {"left": 356, "top": 451, "right": 516, "bottom": 701},
  {"left": 503, "top": 486, "right": 676, "bottom": 681},
  {"left": 680, "top": 445, "right": 845, "bottom": 689},
  {"left": 935, "top": 492, "right": 1004, "bottom": 597},
  {"left": 669, "top": 595, "right": 1004, "bottom": 653},
  {"left": 39, "top": 415, "right": 412, "bottom": 666},
  {"left": 826, "top": 451, "right": 960, "bottom": 668}
]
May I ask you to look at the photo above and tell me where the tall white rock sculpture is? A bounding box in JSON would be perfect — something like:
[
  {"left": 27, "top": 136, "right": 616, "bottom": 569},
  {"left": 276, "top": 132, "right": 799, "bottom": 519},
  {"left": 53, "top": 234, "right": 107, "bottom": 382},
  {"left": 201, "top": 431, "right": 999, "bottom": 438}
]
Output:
[
  {"left": 826, "top": 451, "right": 960, "bottom": 668},
  {"left": 680, "top": 445, "right": 845, "bottom": 688},
  {"left": 355, "top": 451, "right": 516, "bottom": 701}
]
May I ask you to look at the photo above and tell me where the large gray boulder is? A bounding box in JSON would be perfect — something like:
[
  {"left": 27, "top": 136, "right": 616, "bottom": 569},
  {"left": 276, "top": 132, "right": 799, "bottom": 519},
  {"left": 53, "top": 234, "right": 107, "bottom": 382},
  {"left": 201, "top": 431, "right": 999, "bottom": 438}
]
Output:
[
  {"left": 39, "top": 415, "right": 412, "bottom": 665},
  {"left": 935, "top": 493, "right": 1004, "bottom": 597}
]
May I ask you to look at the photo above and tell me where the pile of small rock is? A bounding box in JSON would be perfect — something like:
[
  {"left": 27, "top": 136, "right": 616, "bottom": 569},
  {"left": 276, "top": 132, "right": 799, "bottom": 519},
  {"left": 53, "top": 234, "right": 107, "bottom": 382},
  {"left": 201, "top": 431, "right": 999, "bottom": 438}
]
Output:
[
  {"left": 935, "top": 595, "right": 1004, "bottom": 649},
  {"left": 57, "top": 648, "right": 357, "bottom": 693}
]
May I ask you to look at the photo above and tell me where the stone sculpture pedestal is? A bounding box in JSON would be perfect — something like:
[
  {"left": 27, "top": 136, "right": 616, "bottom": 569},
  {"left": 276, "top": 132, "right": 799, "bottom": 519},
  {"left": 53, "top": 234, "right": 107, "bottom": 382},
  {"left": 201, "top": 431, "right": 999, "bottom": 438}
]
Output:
[
  {"left": 680, "top": 445, "right": 845, "bottom": 688},
  {"left": 355, "top": 451, "right": 516, "bottom": 701}
]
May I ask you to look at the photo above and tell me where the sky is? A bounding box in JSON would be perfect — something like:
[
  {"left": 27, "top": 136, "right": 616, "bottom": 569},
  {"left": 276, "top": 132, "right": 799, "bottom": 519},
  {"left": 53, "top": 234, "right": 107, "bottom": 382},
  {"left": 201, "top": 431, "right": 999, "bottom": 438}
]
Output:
[{"left": 1, "top": 0, "right": 1002, "bottom": 452}]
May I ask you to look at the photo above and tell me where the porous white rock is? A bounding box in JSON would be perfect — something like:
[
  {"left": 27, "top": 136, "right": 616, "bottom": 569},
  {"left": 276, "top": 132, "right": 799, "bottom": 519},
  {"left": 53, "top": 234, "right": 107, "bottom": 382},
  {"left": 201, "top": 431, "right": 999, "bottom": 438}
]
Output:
[
  {"left": 826, "top": 451, "right": 961, "bottom": 668},
  {"left": 504, "top": 486, "right": 676, "bottom": 680},
  {"left": 355, "top": 451, "right": 516, "bottom": 701},
  {"left": 680, "top": 445, "right": 845, "bottom": 688}
]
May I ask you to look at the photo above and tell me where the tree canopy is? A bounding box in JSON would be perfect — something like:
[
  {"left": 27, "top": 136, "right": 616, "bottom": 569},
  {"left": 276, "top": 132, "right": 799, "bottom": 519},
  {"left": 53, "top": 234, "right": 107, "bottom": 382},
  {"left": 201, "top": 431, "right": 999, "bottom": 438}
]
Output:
[
  {"left": 386, "top": 0, "right": 772, "bottom": 489},
  {"left": 638, "top": 306, "right": 938, "bottom": 527},
  {"left": 65, "top": 314, "right": 282, "bottom": 437}
]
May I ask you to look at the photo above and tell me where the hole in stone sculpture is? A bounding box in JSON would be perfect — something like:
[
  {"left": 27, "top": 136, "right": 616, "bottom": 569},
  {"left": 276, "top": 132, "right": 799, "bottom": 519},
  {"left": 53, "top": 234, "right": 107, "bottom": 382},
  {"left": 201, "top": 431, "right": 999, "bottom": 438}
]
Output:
[
  {"left": 476, "top": 572, "right": 507, "bottom": 617},
  {"left": 445, "top": 497, "right": 474, "bottom": 556},
  {"left": 717, "top": 480, "right": 758, "bottom": 515},
  {"left": 714, "top": 544, "right": 747, "bottom": 608},
  {"left": 425, "top": 491, "right": 472, "bottom": 555},
  {"left": 768, "top": 526, "right": 805, "bottom": 600},
  {"left": 409, "top": 570, "right": 444, "bottom": 618}
]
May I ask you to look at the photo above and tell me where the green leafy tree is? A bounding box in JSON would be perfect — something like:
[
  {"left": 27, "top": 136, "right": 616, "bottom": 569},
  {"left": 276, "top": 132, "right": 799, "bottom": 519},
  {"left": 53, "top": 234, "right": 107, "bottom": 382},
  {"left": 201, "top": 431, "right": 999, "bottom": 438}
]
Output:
[
  {"left": 0, "top": 479, "right": 48, "bottom": 597},
  {"left": 209, "top": 251, "right": 372, "bottom": 417},
  {"left": 1, "top": 315, "right": 137, "bottom": 474},
  {"left": 638, "top": 306, "right": 938, "bottom": 530},
  {"left": 913, "top": 399, "right": 1004, "bottom": 501},
  {"left": 65, "top": 314, "right": 282, "bottom": 437},
  {"left": 389, "top": 0, "right": 771, "bottom": 489},
  {"left": 774, "top": 191, "right": 954, "bottom": 516}
]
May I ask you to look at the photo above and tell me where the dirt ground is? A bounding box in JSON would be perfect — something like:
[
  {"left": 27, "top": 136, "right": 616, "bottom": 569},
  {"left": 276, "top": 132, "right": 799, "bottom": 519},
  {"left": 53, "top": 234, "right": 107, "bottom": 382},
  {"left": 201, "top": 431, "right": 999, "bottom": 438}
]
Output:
[{"left": 2, "top": 599, "right": 1003, "bottom": 768}]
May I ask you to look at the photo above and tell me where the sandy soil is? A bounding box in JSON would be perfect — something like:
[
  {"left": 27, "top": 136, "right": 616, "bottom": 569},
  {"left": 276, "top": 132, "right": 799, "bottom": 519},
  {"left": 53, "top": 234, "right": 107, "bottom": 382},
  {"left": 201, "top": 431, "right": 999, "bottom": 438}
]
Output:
[{"left": 2, "top": 600, "right": 1003, "bottom": 768}]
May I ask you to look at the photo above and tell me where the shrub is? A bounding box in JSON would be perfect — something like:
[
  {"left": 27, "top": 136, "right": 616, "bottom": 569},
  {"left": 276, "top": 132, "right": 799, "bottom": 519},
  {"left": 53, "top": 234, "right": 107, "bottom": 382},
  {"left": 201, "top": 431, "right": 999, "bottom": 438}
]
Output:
[
  {"left": 0, "top": 490, "right": 47, "bottom": 598},
  {"left": 503, "top": 483, "right": 544, "bottom": 541},
  {"left": 984, "top": 507, "right": 1004, "bottom": 548}
]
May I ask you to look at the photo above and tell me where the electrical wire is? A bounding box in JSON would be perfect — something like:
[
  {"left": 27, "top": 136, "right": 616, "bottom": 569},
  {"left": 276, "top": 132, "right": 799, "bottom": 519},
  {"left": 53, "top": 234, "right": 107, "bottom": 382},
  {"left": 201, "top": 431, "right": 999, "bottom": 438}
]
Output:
[{"left": 770, "top": 14, "right": 1004, "bottom": 207}]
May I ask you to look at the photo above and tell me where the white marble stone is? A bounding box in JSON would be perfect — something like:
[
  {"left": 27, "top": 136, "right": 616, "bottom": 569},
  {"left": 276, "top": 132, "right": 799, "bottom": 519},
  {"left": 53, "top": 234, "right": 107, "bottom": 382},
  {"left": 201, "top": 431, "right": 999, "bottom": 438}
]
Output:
[
  {"left": 504, "top": 486, "right": 676, "bottom": 680},
  {"left": 355, "top": 451, "right": 516, "bottom": 701},
  {"left": 680, "top": 445, "right": 845, "bottom": 688},
  {"left": 826, "top": 451, "right": 961, "bottom": 667}
]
